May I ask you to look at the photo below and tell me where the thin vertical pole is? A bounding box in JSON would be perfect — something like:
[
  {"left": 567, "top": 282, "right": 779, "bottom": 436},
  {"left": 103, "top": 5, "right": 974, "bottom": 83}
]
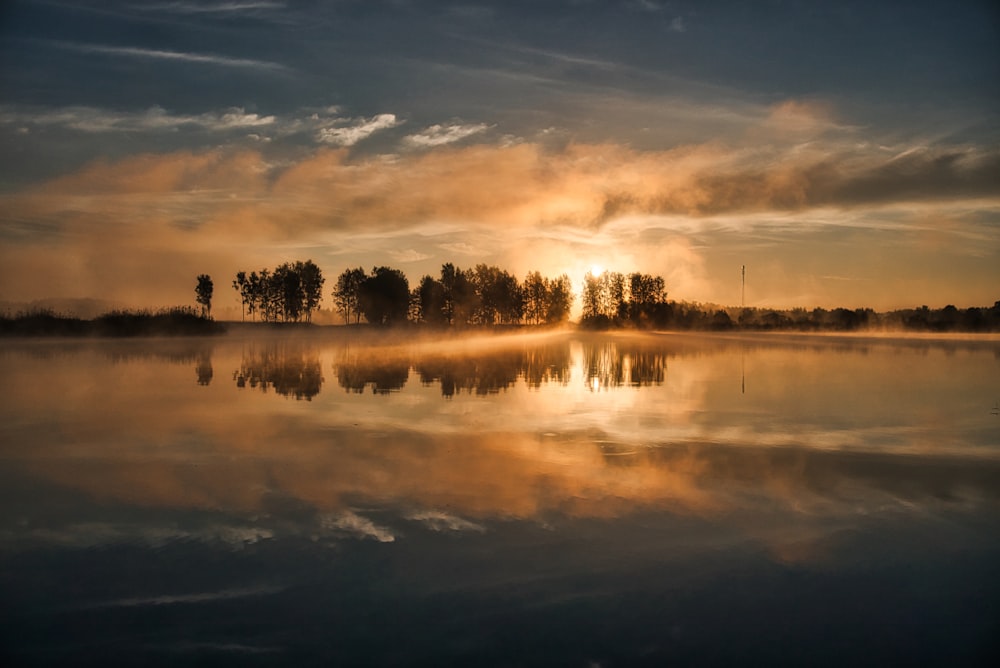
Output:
[{"left": 741, "top": 265, "right": 745, "bottom": 308}]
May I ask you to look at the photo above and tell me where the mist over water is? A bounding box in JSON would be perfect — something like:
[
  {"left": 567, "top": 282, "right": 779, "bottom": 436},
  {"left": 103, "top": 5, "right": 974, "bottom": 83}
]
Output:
[{"left": 1, "top": 331, "right": 998, "bottom": 665}]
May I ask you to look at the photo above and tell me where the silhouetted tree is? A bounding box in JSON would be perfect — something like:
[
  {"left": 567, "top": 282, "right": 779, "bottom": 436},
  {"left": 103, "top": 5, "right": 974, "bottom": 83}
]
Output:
[
  {"left": 471, "top": 264, "right": 498, "bottom": 324},
  {"left": 627, "top": 272, "right": 667, "bottom": 324},
  {"left": 333, "top": 267, "right": 366, "bottom": 324},
  {"left": 245, "top": 270, "right": 265, "bottom": 321},
  {"left": 359, "top": 266, "right": 409, "bottom": 325},
  {"left": 495, "top": 269, "right": 523, "bottom": 324},
  {"left": 195, "top": 274, "right": 213, "bottom": 318},
  {"left": 235, "top": 261, "right": 322, "bottom": 323},
  {"left": 544, "top": 274, "right": 574, "bottom": 324},
  {"left": 470, "top": 264, "right": 522, "bottom": 325},
  {"left": 608, "top": 272, "right": 627, "bottom": 321},
  {"left": 233, "top": 271, "right": 249, "bottom": 321},
  {"left": 581, "top": 271, "right": 626, "bottom": 324},
  {"left": 272, "top": 263, "right": 304, "bottom": 322},
  {"left": 582, "top": 271, "right": 603, "bottom": 321},
  {"left": 296, "top": 260, "right": 325, "bottom": 322},
  {"left": 523, "top": 271, "right": 547, "bottom": 325},
  {"left": 441, "top": 263, "right": 478, "bottom": 326},
  {"left": 710, "top": 309, "right": 734, "bottom": 330},
  {"left": 414, "top": 274, "right": 448, "bottom": 325},
  {"left": 257, "top": 268, "right": 280, "bottom": 321}
]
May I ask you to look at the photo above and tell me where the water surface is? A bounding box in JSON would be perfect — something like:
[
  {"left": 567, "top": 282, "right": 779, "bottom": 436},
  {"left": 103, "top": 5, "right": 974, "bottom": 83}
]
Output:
[{"left": 1, "top": 331, "right": 998, "bottom": 666}]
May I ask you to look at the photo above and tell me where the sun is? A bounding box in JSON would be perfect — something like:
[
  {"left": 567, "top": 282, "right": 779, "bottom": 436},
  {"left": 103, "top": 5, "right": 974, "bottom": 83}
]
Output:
[{"left": 589, "top": 263, "right": 604, "bottom": 277}]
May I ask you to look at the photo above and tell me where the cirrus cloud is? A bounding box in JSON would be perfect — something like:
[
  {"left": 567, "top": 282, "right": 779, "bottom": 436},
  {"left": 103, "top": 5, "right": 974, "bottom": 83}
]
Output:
[
  {"left": 315, "top": 113, "right": 402, "bottom": 147},
  {"left": 0, "top": 104, "right": 276, "bottom": 134},
  {"left": 404, "top": 122, "right": 491, "bottom": 148}
]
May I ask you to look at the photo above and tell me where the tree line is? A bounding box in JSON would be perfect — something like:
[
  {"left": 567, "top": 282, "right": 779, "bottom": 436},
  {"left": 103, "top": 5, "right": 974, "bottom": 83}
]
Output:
[
  {"left": 217, "top": 260, "right": 999, "bottom": 332},
  {"left": 232, "top": 260, "right": 325, "bottom": 322},
  {"left": 225, "top": 261, "right": 574, "bottom": 327},
  {"left": 329, "top": 263, "right": 574, "bottom": 327},
  {"left": 580, "top": 270, "right": 670, "bottom": 328}
]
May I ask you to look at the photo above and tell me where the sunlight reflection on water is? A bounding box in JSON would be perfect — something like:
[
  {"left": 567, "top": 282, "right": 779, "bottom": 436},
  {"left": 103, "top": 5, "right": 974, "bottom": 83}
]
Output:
[{"left": 1, "top": 331, "right": 998, "bottom": 665}]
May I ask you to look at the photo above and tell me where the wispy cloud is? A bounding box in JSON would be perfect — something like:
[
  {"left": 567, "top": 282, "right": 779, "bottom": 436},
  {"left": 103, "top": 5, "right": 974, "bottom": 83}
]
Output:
[
  {"left": 0, "top": 102, "right": 418, "bottom": 147},
  {"left": 24, "top": 521, "right": 274, "bottom": 549},
  {"left": 446, "top": 33, "right": 620, "bottom": 72},
  {"left": 43, "top": 39, "right": 288, "bottom": 71},
  {"left": 389, "top": 248, "right": 431, "bottom": 263},
  {"left": 85, "top": 585, "right": 285, "bottom": 609},
  {"left": 438, "top": 241, "right": 480, "bottom": 256},
  {"left": 633, "top": 0, "right": 666, "bottom": 12},
  {"left": 315, "top": 113, "right": 402, "bottom": 146},
  {"left": 405, "top": 122, "right": 490, "bottom": 148},
  {"left": 0, "top": 105, "right": 275, "bottom": 133},
  {"left": 139, "top": 1, "right": 287, "bottom": 13},
  {"left": 406, "top": 510, "right": 486, "bottom": 533},
  {"left": 321, "top": 511, "right": 395, "bottom": 542}
]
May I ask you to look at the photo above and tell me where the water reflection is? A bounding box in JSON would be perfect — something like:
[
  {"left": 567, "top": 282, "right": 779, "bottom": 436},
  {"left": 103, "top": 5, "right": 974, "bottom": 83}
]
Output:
[
  {"left": 335, "top": 354, "right": 409, "bottom": 394},
  {"left": 195, "top": 351, "right": 213, "bottom": 386},
  {"left": 233, "top": 343, "right": 323, "bottom": 400},
  {"left": 4, "top": 332, "right": 996, "bottom": 526},
  {"left": 231, "top": 337, "right": 676, "bottom": 398},
  {"left": 584, "top": 340, "right": 667, "bottom": 389},
  {"left": 2, "top": 332, "right": 999, "bottom": 665}
]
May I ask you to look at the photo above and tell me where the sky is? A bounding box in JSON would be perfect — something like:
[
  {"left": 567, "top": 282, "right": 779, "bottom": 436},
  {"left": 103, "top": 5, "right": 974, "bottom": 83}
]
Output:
[{"left": 1, "top": 0, "right": 998, "bottom": 315}]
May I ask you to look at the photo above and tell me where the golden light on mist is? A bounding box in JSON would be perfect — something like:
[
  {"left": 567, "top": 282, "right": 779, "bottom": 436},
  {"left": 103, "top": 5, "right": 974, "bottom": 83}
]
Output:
[{"left": 1, "top": 109, "right": 998, "bottom": 310}]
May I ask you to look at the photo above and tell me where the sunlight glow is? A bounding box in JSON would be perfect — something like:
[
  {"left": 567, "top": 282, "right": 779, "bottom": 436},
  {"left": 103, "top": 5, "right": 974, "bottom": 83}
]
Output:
[{"left": 590, "top": 264, "right": 604, "bottom": 277}]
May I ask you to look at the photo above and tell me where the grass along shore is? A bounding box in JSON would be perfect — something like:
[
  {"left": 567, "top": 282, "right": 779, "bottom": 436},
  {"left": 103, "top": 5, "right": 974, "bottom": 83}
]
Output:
[{"left": 0, "top": 307, "right": 226, "bottom": 337}]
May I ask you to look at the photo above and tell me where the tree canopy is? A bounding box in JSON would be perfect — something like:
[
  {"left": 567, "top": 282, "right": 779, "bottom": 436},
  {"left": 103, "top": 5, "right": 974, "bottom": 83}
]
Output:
[
  {"left": 406, "top": 264, "right": 573, "bottom": 328},
  {"left": 195, "top": 274, "right": 213, "bottom": 318},
  {"left": 358, "top": 266, "right": 410, "bottom": 326},
  {"left": 231, "top": 260, "right": 324, "bottom": 322}
]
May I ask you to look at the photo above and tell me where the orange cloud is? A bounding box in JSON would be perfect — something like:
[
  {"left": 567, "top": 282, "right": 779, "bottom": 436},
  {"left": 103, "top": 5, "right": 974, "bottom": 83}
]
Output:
[{"left": 1, "top": 111, "right": 997, "bottom": 307}]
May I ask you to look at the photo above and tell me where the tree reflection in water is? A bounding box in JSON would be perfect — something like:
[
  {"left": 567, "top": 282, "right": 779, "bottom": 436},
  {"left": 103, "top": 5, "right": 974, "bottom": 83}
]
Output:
[
  {"left": 231, "top": 337, "right": 680, "bottom": 399},
  {"left": 335, "top": 356, "right": 409, "bottom": 394},
  {"left": 233, "top": 343, "right": 323, "bottom": 400},
  {"left": 195, "top": 352, "right": 213, "bottom": 386},
  {"left": 584, "top": 340, "right": 667, "bottom": 389},
  {"left": 416, "top": 342, "right": 573, "bottom": 397},
  {"left": 415, "top": 351, "right": 521, "bottom": 396}
]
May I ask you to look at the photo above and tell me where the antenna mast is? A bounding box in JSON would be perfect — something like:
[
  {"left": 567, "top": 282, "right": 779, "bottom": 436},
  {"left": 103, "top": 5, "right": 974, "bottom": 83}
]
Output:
[{"left": 741, "top": 265, "right": 745, "bottom": 308}]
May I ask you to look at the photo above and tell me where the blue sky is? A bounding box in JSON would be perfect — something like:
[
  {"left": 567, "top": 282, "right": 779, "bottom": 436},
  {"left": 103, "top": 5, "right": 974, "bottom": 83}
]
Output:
[{"left": 1, "top": 0, "right": 998, "bottom": 312}]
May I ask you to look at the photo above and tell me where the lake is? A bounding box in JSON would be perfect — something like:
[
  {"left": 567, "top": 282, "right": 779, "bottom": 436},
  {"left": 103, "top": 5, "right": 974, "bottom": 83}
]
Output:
[{"left": 1, "top": 330, "right": 998, "bottom": 666}]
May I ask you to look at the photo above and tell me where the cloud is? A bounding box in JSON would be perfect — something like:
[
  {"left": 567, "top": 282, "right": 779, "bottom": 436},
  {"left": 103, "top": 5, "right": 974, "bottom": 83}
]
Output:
[
  {"left": 2, "top": 103, "right": 998, "bottom": 308},
  {"left": 315, "top": 113, "right": 402, "bottom": 146},
  {"left": 86, "top": 585, "right": 284, "bottom": 609},
  {"left": 632, "top": 0, "right": 666, "bottom": 13},
  {"left": 7, "top": 135, "right": 998, "bottom": 235},
  {"left": 438, "top": 241, "right": 480, "bottom": 256},
  {"left": 43, "top": 40, "right": 288, "bottom": 71},
  {"left": 25, "top": 521, "right": 275, "bottom": 549},
  {"left": 0, "top": 105, "right": 276, "bottom": 134},
  {"left": 389, "top": 248, "right": 431, "bottom": 263},
  {"left": 140, "top": 1, "right": 287, "bottom": 13},
  {"left": 404, "top": 122, "right": 491, "bottom": 148},
  {"left": 321, "top": 511, "right": 395, "bottom": 542},
  {"left": 406, "top": 510, "right": 486, "bottom": 533}
]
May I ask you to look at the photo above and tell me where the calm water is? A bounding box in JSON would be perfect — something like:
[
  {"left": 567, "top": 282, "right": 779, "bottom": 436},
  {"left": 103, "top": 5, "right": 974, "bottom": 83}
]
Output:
[{"left": 1, "top": 330, "right": 998, "bottom": 666}]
